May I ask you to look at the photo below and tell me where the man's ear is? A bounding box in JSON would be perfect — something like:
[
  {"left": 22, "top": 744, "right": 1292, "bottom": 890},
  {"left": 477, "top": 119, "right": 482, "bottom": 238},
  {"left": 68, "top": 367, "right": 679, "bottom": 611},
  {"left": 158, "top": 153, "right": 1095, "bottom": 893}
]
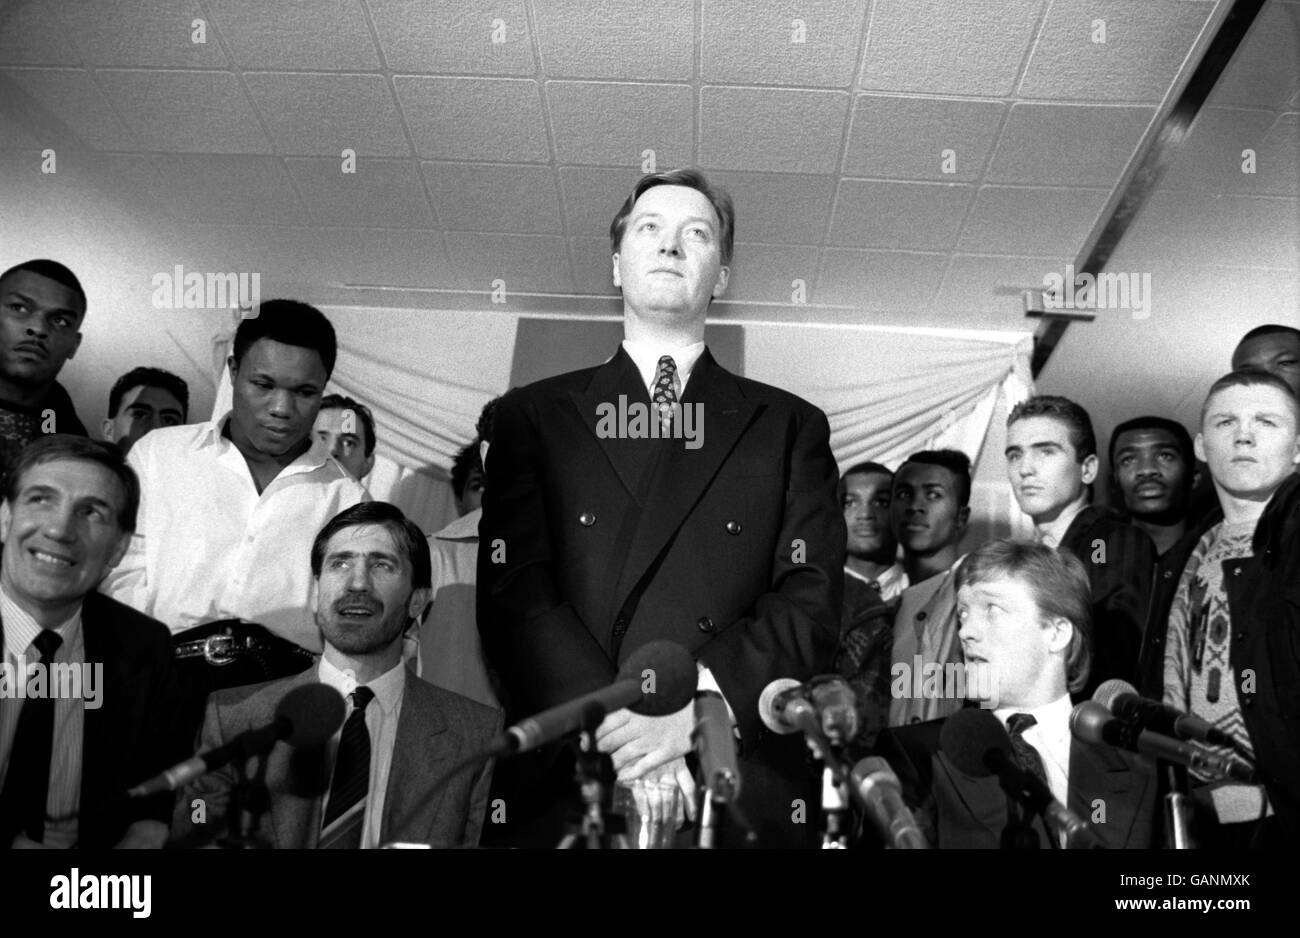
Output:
[
  {"left": 712, "top": 265, "right": 730, "bottom": 298},
  {"left": 67, "top": 331, "right": 82, "bottom": 361},
  {"left": 106, "top": 529, "right": 131, "bottom": 571},
  {"left": 361, "top": 453, "right": 375, "bottom": 479},
  {"left": 1080, "top": 453, "right": 1099, "bottom": 486},
  {"left": 101, "top": 419, "right": 115, "bottom": 443},
  {"left": 479, "top": 439, "right": 490, "bottom": 471},
  {"left": 0, "top": 501, "right": 11, "bottom": 545},
  {"left": 956, "top": 504, "right": 972, "bottom": 531},
  {"left": 611, "top": 254, "right": 622, "bottom": 289},
  {"left": 1046, "top": 616, "right": 1073, "bottom": 655},
  {"left": 1193, "top": 432, "right": 1207, "bottom": 464},
  {"left": 227, "top": 354, "right": 238, "bottom": 378},
  {"left": 407, "top": 586, "right": 432, "bottom": 622}
]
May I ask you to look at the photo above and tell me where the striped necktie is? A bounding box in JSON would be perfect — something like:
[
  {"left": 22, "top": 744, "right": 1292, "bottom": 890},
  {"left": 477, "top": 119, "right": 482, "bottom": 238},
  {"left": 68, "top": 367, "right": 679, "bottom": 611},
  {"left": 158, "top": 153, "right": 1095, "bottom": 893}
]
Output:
[
  {"left": 320, "top": 686, "right": 373, "bottom": 848},
  {"left": 0, "top": 629, "right": 63, "bottom": 844}
]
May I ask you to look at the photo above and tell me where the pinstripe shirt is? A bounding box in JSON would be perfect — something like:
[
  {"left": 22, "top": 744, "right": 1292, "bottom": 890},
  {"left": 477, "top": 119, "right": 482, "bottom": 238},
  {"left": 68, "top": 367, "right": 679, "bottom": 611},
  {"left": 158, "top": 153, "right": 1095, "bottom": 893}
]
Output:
[{"left": 0, "top": 587, "right": 84, "bottom": 848}]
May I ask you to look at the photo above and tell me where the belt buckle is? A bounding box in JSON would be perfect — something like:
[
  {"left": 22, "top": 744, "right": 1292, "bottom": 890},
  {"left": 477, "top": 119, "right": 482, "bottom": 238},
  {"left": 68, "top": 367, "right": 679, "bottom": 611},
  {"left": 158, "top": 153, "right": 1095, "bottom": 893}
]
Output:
[{"left": 203, "top": 633, "right": 240, "bottom": 666}]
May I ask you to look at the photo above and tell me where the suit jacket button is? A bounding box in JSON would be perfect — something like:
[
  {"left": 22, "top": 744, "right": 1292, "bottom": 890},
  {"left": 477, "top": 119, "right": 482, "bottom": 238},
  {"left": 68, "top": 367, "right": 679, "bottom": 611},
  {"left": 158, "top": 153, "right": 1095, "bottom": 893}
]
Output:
[
  {"left": 916, "top": 611, "right": 927, "bottom": 621},
  {"left": 725, "top": 520, "right": 742, "bottom": 535},
  {"left": 697, "top": 616, "right": 714, "bottom": 633},
  {"left": 578, "top": 512, "right": 596, "bottom": 527}
]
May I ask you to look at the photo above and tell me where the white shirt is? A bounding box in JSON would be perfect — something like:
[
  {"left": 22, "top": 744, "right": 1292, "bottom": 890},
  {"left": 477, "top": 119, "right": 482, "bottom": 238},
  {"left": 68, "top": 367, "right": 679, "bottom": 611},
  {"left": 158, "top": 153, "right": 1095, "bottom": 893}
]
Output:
[
  {"left": 318, "top": 657, "right": 404, "bottom": 850},
  {"left": 1035, "top": 500, "right": 1086, "bottom": 550},
  {"left": 0, "top": 586, "right": 84, "bottom": 848},
  {"left": 995, "top": 693, "right": 1073, "bottom": 811},
  {"left": 100, "top": 414, "right": 368, "bottom": 650},
  {"left": 621, "top": 339, "right": 706, "bottom": 398},
  {"left": 845, "top": 561, "right": 909, "bottom": 602}
]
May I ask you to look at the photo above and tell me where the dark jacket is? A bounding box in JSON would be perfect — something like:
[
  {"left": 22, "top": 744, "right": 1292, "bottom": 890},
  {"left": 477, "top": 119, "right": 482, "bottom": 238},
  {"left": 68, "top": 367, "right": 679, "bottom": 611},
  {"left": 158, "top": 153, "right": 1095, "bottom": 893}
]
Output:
[
  {"left": 1059, "top": 506, "right": 1157, "bottom": 699},
  {"left": 1224, "top": 472, "right": 1300, "bottom": 843}
]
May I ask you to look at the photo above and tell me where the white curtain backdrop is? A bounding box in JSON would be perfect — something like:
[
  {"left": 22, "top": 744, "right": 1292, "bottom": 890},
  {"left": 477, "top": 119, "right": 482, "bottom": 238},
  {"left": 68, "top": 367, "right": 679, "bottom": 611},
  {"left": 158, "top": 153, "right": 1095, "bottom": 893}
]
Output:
[{"left": 209, "top": 310, "right": 1035, "bottom": 539}]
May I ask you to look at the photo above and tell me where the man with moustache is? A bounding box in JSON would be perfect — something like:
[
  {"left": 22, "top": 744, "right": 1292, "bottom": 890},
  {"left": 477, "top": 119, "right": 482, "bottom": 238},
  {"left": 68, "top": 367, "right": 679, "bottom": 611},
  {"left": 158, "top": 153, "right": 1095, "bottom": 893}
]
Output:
[
  {"left": 101, "top": 367, "right": 189, "bottom": 456},
  {"left": 1163, "top": 370, "right": 1300, "bottom": 847},
  {"left": 173, "top": 502, "right": 499, "bottom": 849},
  {"left": 101, "top": 301, "right": 367, "bottom": 744},
  {"left": 1110, "top": 417, "right": 1198, "bottom": 558},
  {"left": 0, "top": 261, "right": 90, "bottom": 476},
  {"left": 478, "top": 169, "right": 842, "bottom": 848},
  {"left": 887, "top": 450, "right": 972, "bottom": 727},
  {"left": 1005, "top": 396, "right": 1156, "bottom": 698},
  {"left": 835, "top": 462, "right": 907, "bottom": 749}
]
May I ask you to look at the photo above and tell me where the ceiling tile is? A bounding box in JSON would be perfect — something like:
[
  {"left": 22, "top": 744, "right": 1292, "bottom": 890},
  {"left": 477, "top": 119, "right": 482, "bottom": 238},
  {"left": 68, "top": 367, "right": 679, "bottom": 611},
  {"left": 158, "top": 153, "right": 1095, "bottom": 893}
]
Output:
[
  {"left": 0, "top": 1, "right": 82, "bottom": 65},
  {"left": 320, "top": 227, "right": 456, "bottom": 287},
  {"left": 532, "top": 0, "right": 695, "bottom": 80},
  {"left": 987, "top": 103, "right": 1154, "bottom": 186},
  {"left": 829, "top": 180, "right": 975, "bottom": 250},
  {"left": 859, "top": 0, "right": 1046, "bottom": 96},
  {"left": 559, "top": 166, "right": 643, "bottom": 240},
  {"left": 1207, "top": 1, "right": 1300, "bottom": 110},
  {"left": 722, "top": 243, "right": 823, "bottom": 303},
  {"left": 244, "top": 72, "right": 410, "bottom": 156},
  {"left": 4, "top": 68, "right": 133, "bottom": 150},
  {"left": 446, "top": 233, "right": 574, "bottom": 292},
  {"left": 286, "top": 157, "right": 433, "bottom": 227},
  {"left": 395, "top": 76, "right": 549, "bottom": 161},
  {"left": 548, "top": 81, "right": 693, "bottom": 167},
  {"left": 700, "top": 86, "right": 848, "bottom": 173},
  {"left": 569, "top": 236, "right": 617, "bottom": 294},
  {"left": 701, "top": 0, "right": 868, "bottom": 87},
  {"left": 56, "top": 0, "right": 228, "bottom": 67},
  {"left": 957, "top": 185, "right": 1111, "bottom": 255},
  {"left": 177, "top": 223, "right": 346, "bottom": 287},
  {"left": 366, "top": 0, "right": 534, "bottom": 74},
  {"left": 146, "top": 154, "right": 309, "bottom": 224},
  {"left": 206, "top": 0, "right": 379, "bottom": 70},
  {"left": 705, "top": 171, "right": 837, "bottom": 244},
  {"left": 0, "top": 111, "right": 40, "bottom": 149},
  {"left": 1257, "top": 113, "right": 1300, "bottom": 198},
  {"left": 1017, "top": 0, "right": 1214, "bottom": 103},
  {"left": 1161, "top": 107, "right": 1284, "bottom": 195},
  {"left": 96, "top": 70, "right": 271, "bottom": 153},
  {"left": 425, "top": 162, "right": 563, "bottom": 233},
  {"left": 1123, "top": 188, "right": 1300, "bottom": 270},
  {"left": 843, "top": 94, "right": 1004, "bottom": 181},
  {"left": 935, "top": 252, "right": 1070, "bottom": 324},
  {"left": 815, "top": 248, "right": 948, "bottom": 308}
]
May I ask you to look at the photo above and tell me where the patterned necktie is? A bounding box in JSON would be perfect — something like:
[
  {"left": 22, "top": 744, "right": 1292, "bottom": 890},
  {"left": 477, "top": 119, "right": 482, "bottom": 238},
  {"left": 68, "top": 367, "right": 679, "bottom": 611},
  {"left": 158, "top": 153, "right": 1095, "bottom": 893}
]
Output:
[
  {"left": 0, "top": 629, "right": 63, "bottom": 843},
  {"left": 321, "top": 686, "right": 374, "bottom": 844},
  {"left": 1006, "top": 712, "right": 1049, "bottom": 790},
  {"left": 652, "top": 355, "right": 679, "bottom": 433}
]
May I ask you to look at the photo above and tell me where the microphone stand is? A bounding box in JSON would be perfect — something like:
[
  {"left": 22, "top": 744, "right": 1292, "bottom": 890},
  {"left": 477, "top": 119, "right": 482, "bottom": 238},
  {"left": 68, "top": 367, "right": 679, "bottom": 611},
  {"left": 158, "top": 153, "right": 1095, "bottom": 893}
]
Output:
[
  {"left": 1164, "top": 766, "right": 1195, "bottom": 849},
  {"left": 218, "top": 752, "right": 272, "bottom": 850},
  {"left": 556, "top": 703, "right": 625, "bottom": 849},
  {"left": 820, "top": 763, "right": 851, "bottom": 849}
]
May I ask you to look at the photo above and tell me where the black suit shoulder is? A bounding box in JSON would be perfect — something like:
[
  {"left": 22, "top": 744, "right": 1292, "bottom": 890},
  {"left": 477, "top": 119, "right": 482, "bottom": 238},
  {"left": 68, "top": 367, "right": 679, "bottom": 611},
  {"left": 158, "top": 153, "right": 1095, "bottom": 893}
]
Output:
[{"left": 82, "top": 590, "right": 172, "bottom": 648}]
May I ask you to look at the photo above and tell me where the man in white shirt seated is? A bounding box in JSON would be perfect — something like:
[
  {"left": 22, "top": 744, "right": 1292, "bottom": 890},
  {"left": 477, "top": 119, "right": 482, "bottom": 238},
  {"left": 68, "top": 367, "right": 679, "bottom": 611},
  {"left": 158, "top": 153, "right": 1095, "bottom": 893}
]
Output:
[
  {"left": 100, "top": 301, "right": 367, "bottom": 745},
  {"left": 875, "top": 539, "right": 1157, "bottom": 849},
  {"left": 172, "top": 502, "right": 500, "bottom": 849}
]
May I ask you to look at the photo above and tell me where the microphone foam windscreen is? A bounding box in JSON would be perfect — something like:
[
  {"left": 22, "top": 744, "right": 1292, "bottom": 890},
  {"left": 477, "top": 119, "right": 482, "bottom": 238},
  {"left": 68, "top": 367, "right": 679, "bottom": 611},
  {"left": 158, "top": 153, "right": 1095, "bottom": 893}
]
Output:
[
  {"left": 1068, "top": 700, "right": 1112, "bottom": 745},
  {"left": 277, "top": 683, "right": 346, "bottom": 748},
  {"left": 620, "top": 640, "right": 698, "bottom": 716},
  {"left": 940, "top": 708, "right": 1010, "bottom": 779},
  {"left": 1092, "top": 678, "right": 1137, "bottom": 711}
]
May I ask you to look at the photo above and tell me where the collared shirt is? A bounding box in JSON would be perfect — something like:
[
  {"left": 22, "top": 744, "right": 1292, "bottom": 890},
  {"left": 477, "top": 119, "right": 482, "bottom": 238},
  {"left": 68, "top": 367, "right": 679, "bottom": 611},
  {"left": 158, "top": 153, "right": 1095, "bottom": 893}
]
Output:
[
  {"left": 0, "top": 586, "right": 84, "bottom": 848},
  {"left": 844, "top": 562, "right": 908, "bottom": 603},
  {"left": 1035, "top": 500, "right": 1087, "bottom": 550},
  {"left": 412, "top": 507, "right": 500, "bottom": 709},
  {"left": 995, "top": 693, "right": 1073, "bottom": 810},
  {"left": 318, "top": 656, "right": 405, "bottom": 850},
  {"left": 100, "top": 413, "right": 368, "bottom": 650},
  {"left": 622, "top": 339, "right": 706, "bottom": 398}
]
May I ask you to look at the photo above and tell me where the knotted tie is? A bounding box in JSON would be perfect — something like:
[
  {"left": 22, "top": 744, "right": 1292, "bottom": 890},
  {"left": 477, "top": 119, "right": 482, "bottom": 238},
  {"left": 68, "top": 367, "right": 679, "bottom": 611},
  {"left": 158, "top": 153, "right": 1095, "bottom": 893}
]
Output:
[
  {"left": 1006, "top": 712, "right": 1049, "bottom": 790},
  {"left": 0, "top": 629, "right": 63, "bottom": 843},
  {"left": 321, "top": 686, "right": 373, "bottom": 847},
  {"left": 652, "top": 355, "right": 679, "bottom": 433}
]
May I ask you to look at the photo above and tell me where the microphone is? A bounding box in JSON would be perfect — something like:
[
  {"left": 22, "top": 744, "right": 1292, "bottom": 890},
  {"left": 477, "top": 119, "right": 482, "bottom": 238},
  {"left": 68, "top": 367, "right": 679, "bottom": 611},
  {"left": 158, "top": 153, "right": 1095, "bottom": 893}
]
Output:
[
  {"left": 851, "top": 757, "right": 928, "bottom": 849},
  {"left": 693, "top": 690, "right": 740, "bottom": 801},
  {"left": 128, "top": 683, "right": 345, "bottom": 797},
  {"left": 490, "top": 640, "right": 698, "bottom": 757},
  {"left": 758, "top": 676, "right": 859, "bottom": 743},
  {"left": 1094, "top": 679, "right": 1236, "bottom": 748},
  {"left": 942, "top": 708, "right": 1104, "bottom": 849},
  {"left": 1070, "top": 701, "right": 1255, "bottom": 784}
]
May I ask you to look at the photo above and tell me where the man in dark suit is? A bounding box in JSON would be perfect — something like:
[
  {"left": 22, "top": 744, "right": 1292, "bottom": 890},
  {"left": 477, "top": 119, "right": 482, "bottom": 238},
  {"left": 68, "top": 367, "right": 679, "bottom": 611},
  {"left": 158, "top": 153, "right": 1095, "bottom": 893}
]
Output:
[
  {"left": 0, "top": 435, "right": 176, "bottom": 848},
  {"left": 875, "top": 540, "right": 1157, "bottom": 849},
  {"left": 173, "top": 502, "right": 500, "bottom": 849},
  {"left": 478, "top": 168, "right": 843, "bottom": 848}
]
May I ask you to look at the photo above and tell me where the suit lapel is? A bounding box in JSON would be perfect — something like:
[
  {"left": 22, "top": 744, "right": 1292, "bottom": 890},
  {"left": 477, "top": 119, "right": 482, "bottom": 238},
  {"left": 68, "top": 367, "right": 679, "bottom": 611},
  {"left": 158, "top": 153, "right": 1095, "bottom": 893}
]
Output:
[
  {"left": 381, "top": 681, "right": 451, "bottom": 845},
  {"left": 266, "top": 671, "right": 328, "bottom": 849},
  {"left": 934, "top": 752, "right": 1010, "bottom": 844},
  {"left": 570, "top": 347, "right": 659, "bottom": 504},
  {"left": 79, "top": 608, "right": 121, "bottom": 830},
  {"left": 1068, "top": 736, "right": 1145, "bottom": 847}
]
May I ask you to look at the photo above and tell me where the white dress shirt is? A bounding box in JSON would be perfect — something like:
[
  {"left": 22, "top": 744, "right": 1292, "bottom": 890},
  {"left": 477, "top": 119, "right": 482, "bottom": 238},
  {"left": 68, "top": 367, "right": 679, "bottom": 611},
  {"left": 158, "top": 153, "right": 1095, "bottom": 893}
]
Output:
[
  {"left": 318, "top": 657, "right": 405, "bottom": 850},
  {"left": 995, "top": 693, "right": 1073, "bottom": 810},
  {"left": 0, "top": 586, "right": 84, "bottom": 848},
  {"left": 621, "top": 339, "right": 706, "bottom": 398},
  {"left": 845, "top": 561, "right": 909, "bottom": 602},
  {"left": 100, "top": 413, "right": 368, "bottom": 650}
]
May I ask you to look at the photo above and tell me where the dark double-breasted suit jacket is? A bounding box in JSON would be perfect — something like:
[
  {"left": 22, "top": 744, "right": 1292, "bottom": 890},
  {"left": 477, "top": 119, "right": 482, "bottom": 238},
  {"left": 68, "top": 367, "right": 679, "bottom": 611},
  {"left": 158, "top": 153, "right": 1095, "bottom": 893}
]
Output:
[
  {"left": 170, "top": 669, "right": 501, "bottom": 848},
  {"left": 875, "top": 717, "right": 1158, "bottom": 849},
  {"left": 478, "top": 346, "right": 844, "bottom": 847}
]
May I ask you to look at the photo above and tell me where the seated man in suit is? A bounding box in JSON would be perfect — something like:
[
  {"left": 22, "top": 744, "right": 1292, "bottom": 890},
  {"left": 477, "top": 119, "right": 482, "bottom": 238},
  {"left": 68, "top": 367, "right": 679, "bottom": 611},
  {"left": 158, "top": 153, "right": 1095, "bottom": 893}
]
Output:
[
  {"left": 173, "top": 502, "right": 501, "bottom": 849},
  {"left": 875, "top": 539, "right": 1157, "bottom": 849},
  {"left": 0, "top": 435, "right": 176, "bottom": 848}
]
